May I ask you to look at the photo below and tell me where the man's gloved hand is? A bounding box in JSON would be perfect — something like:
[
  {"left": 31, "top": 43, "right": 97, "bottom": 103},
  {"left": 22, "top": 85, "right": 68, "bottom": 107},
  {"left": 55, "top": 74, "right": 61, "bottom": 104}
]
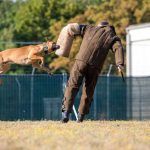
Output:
[
  {"left": 117, "top": 64, "right": 125, "bottom": 82},
  {"left": 117, "top": 64, "right": 124, "bottom": 73}
]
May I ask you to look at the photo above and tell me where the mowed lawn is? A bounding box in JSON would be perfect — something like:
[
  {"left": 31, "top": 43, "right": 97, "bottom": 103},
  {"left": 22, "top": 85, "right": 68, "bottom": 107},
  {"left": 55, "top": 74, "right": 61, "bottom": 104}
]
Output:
[{"left": 0, "top": 121, "right": 150, "bottom": 150}]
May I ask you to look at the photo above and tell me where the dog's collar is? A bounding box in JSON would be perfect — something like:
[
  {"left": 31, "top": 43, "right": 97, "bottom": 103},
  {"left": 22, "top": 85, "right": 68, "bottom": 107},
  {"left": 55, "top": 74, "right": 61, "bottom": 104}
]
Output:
[{"left": 43, "top": 43, "right": 49, "bottom": 54}]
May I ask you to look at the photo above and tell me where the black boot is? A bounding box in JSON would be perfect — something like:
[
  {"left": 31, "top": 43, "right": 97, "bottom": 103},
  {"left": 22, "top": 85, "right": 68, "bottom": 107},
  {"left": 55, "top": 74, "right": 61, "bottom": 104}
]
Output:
[
  {"left": 77, "top": 113, "right": 85, "bottom": 123},
  {"left": 61, "top": 111, "right": 70, "bottom": 123}
]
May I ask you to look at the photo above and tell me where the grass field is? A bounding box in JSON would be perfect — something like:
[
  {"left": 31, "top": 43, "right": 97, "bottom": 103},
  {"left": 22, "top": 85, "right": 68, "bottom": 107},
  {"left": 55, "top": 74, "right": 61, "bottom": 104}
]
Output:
[{"left": 0, "top": 121, "right": 150, "bottom": 150}]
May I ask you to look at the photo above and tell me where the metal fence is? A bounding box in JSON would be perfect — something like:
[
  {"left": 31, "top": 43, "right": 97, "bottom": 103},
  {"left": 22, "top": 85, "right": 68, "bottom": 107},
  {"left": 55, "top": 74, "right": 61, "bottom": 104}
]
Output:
[{"left": 0, "top": 74, "right": 150, "bottom": 121}]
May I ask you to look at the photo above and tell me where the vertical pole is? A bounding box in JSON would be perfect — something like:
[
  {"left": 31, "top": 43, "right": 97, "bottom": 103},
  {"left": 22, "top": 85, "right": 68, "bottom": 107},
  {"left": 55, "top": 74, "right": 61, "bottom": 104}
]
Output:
[
  {"left": 73, "top": 105, "right": 78, "bottom": 120},
  {"left": 126, "top": 30, "right": 131, "bottom": 76},
  {"left": 30, "top": 68, "right": 36, "bottom": 120},
  {"left": 126, "top": 31, "right": 132, "bottom": 120},
  {"left": 62, "top": 72, "right": 67, "bottom": 93},
  {"left": 15, "top": 77, "right": 21, "bottom": 119},
  {"left": 107, "top": 64, "right": 113, "bottom": 120},
  {"left": 94, "top": 85, "right": 97, "bottom": 120}
]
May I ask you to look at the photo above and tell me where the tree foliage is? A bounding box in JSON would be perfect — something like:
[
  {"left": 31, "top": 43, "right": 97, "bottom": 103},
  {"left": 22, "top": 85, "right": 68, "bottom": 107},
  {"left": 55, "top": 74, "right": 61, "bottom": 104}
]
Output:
[
  {"left": 0, "top": 0, "right": 149, "bottom": 74},
  {"left": 0, "top": 0, "right": 18, "bottom": 50}
]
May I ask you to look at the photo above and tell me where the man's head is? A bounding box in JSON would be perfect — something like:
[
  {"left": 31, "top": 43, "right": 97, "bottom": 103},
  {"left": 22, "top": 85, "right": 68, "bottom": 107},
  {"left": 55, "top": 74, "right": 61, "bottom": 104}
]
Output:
[{"left": 98, "top": 20, "right": 109, "bottom": 26}]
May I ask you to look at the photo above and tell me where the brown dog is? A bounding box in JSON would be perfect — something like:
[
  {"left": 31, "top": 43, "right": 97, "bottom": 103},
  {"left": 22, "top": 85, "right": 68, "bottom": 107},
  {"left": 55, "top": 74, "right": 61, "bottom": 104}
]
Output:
[{"left": 0, "top": 41, "right": 60, "bottom": 74}]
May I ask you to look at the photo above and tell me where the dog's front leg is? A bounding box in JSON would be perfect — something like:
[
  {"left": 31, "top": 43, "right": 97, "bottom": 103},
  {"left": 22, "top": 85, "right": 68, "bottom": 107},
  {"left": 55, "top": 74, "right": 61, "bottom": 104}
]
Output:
[
  {"left": 29, "top": 55, "right": 44, "bottom": 67},
  {"left": 0, "top": 64, "right": 10, "bottom": 74},
  {"left": 32, "top": 61, "right": 52, "bottom": 75},
  {"left": 38, "top": 57, "right": 44, "bottom": 67},
  {"left": 41, "top": 66, "right": 52, "bottom": 75}
]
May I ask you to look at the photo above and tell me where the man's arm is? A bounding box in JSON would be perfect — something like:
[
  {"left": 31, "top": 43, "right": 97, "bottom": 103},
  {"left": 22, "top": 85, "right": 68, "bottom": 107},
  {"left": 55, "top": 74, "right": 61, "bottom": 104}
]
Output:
[{"left": 111, "top": 39, "right": 124, "bottom": 70}]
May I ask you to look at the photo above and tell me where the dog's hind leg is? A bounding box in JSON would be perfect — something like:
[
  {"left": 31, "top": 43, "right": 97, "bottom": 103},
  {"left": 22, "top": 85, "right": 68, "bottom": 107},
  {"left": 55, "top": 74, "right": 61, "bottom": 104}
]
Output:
[
  {"left": 0, "top": 63, "right": 10, "bottom": 85},
  {"left": 0, "top": 64, "right": 10, "bottom": 74}
]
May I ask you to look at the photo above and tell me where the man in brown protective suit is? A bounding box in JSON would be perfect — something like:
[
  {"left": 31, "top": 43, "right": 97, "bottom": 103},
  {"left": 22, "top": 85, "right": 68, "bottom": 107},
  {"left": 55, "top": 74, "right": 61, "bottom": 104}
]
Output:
[{"left": 61, "top": 21, "right": 124, "bottom": 123}]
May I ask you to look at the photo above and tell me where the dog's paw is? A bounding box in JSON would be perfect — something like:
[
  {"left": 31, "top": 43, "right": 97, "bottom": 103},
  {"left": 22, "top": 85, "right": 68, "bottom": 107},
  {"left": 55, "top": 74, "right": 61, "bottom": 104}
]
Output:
[{"left": 40, "top": 63, "right": 44, "bottom": 68}]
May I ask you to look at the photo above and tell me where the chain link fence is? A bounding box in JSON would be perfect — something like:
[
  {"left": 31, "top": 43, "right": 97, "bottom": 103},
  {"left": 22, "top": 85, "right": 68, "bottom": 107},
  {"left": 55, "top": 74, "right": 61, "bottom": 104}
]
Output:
[{"left": 0, "top": 74, "right": 150, "bottom": 121}]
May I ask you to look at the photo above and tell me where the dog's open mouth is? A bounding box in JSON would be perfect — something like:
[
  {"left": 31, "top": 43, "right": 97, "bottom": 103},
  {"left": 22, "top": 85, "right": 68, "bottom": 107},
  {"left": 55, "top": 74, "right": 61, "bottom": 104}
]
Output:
[{"left": 52, "top": 43, "right": 60, "bottom": 51}]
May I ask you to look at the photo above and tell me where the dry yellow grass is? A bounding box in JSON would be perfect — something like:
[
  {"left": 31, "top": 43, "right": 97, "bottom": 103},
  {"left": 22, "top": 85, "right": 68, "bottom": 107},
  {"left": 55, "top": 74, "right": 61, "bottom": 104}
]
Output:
[{"left": 0, "top": 121, "right": 150, "bottom": 150}]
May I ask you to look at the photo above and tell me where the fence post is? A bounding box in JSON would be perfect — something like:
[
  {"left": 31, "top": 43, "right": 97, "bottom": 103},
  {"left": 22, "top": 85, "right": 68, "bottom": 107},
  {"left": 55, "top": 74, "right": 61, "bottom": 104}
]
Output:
[
  {"left": 30, "top": 68, "right": 36, "bottom": 120},
  {"left": 107, "top": 64, "right": 113, "bottom": 120},
  {"left": 15, "top": 77, "right": 21, "bottom": 119},
  {"left": 94, "top": 85, "right": 97, "bottom": 120}
]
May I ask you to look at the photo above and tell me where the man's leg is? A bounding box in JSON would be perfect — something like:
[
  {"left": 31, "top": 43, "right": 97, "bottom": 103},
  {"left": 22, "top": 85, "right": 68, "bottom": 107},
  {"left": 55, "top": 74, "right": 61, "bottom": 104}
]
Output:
[
  {"left": 78, "top": 67, "right": 99, "bottom": 121},
  {"left": 61, "top": 60, "right": 87, "bottom": 122}
]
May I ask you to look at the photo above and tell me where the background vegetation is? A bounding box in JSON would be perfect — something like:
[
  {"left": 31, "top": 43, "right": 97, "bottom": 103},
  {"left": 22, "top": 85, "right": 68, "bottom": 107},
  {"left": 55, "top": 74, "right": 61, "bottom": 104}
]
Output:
[{"left": 0, "top": 0, "right": 150, "bottom": 74}]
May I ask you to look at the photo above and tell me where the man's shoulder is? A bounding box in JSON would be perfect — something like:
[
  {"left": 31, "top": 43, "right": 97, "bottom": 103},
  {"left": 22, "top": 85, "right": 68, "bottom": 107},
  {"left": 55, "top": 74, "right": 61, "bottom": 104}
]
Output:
[
  {"left": 84, "top": 24, "right": 96, "bottom": 29},
  {"left": 105, "top": 25, "right": 116, "bottom": 33}
]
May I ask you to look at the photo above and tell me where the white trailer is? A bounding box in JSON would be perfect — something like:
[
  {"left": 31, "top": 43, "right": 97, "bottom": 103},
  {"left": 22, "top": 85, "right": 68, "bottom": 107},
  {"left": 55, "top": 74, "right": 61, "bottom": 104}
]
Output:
[
  {"left": 126, "top": 23, "right": 150, "bottom": 120},
  {"left": 126, "top": 23, "right": 150, "bottom": 77}
]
